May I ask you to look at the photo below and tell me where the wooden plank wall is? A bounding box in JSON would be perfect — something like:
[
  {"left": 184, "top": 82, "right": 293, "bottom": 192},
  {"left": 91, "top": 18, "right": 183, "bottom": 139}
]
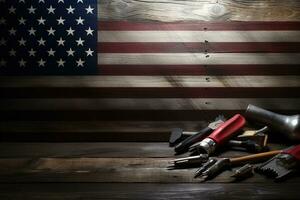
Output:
[{"left": 1, "top": 0, "right": 300, "bottom": 142}]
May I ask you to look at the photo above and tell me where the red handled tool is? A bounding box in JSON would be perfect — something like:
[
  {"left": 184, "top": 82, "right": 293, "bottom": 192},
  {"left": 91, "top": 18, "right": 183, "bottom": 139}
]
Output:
[
  {"left": 255, "top": 145, "right": 300, "bottom": 181},
  {"left": 189, "top": 114, "right": 246, "bottom": 156}
]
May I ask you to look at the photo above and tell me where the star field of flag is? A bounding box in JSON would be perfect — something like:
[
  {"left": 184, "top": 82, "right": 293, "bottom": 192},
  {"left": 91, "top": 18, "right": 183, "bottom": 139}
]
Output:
[{"left": 0, "top": 0, "right": 97, "bottom": 75}]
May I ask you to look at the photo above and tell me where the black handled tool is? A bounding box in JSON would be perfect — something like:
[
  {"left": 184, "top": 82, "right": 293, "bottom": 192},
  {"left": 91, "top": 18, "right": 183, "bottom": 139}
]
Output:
[{"left": 174, "top": 116, "right": 226, "bottom": 154}]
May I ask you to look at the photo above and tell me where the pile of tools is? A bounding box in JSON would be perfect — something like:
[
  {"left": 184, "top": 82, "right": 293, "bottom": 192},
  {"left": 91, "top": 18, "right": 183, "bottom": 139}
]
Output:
[{"left": 167, "top": 104, "right": 300, "bottom": 182}]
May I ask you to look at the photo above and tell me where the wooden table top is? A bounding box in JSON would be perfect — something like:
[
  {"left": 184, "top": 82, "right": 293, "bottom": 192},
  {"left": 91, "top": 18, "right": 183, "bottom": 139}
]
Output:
[{"left": 0, "top": 142, "right": 299, "bottom": 199}]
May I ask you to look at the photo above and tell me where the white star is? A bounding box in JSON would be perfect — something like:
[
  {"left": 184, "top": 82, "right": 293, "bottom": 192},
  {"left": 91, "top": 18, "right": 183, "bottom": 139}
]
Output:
[
  {"left": 76, "top": 58, "right": 85, "bottom": 67},
  {"left": 66, "top": 5, "right": 75, "bottom": 14},
  {"left": 76, "top": 37, "right": 84, "bottom": 46},
  {"left": 39, "top": 0, "right": 45, "bottom": 3},
  {"left": 57, "top": 59, "right": 65, "bottom": 67},
  {"left": 85, "top": 48, "right": 94, "bottom": 56},
  {"left": 9, "top": 28, "right": 16, "bottom": 35},
  {"left": 0, "top": 59, "right": 6, "bottom": 67},
  {"left": 37, "top": 37, "right": 46, "bottom": 46},
  {"left": 85, "top": 27, "right": 94, "bottom": 36},
  {"left": 38, "top": 59, "right": 46, "bottom": 67},
  {"left": 47, "top": 27, "right": 56, "bottom": 36},
  {"left": 9, "top": 6, "right": 16, "bottom": 14},
  {"left": 47, "top": 5, "right": 56, "bottom": 14},
  {"left": 76, "top": 16, "right": 84, "bottom": 25},
  {"left": 0, "top": 17, "right": 6, "bottom": 25},
  {"left": 66, "top": 27, "right": 75, "bottom": 36},
  {"left": 77, "top": 0, "right": 83, "bottom": 3},
  {"left": 18, "top": 38, "right": 26, "bottom": 46},
  {"left": 28, "top": 27, "right": 36, "bottom": 36},
  {"left": 0, "top": 38, "right": 6, "bottom": 46},
  {"left": 66, "top": 48, "right": 75, "bottom": 56},
  {"left": 28, "top": 48, "right": 36, "bottom": 56},
  {"left": 57, "top": 37, "right": 65, "bottom": 46},
  {"left": 37, "top": 16, "right": 46, "bottom": 25},
  {"left": 28, "top": 6, "right": 36, "bottom": 14},
  {"left": 57, "top": 17, "right": 65, "bottom": 25},
  {"left": 19, "top": 59, "right": 26, "bottom": 67},
  {"left": 85, "top": 5, "right": 94, "bottom": 14},
  {"left": 58, "top": 0, "right": 64, "bottom": 3},
  {"left": 19, "top": 17, "right": 26, "bottom": 25},
  {"left": 9, "top": 49, "right": 16, "bottom": 56},
  {"left": 47, "top": 48, "right": 55, "bottom": 56}
]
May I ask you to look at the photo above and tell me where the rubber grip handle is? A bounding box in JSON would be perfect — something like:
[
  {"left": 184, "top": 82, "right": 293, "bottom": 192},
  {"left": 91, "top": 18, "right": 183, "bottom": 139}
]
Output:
[
  {"left": 283, "top": 144, "right": 300, "bottom": 161},
  {"left": 208, "top": 114, "right": 246, "bottom": 145},
  {"left": 175, "top": 126, "right": 213, "bottom": 154}
]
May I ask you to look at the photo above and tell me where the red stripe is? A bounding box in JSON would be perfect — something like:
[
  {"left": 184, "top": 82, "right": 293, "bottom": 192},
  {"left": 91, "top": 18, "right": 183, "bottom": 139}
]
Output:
[
  {"left": 98, "top": 42, "right": 300, "bottom": 53},
  {"left": 0, "top": 88, "right": 299, "bottom": 98},
  {"left": 99, "top": 21, "right": 300, "bottom": 31},
  {"left": 98, "top": 65, "right": 300, "bottom": 75}
]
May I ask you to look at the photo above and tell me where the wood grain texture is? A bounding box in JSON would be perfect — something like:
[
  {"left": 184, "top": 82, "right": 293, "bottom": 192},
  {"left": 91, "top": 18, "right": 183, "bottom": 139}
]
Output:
[
  {"left": 1, "top": 158, "right": 296, "bottom": 183},
  {"left": 98, "top": 65, "right": 300, "bottom": 75},
  {"left": 99, "top": 53, "right": 300, "bottom": 65},
  {"left": 0, "top": 183, "right": 299, "bottom": 200},
  {"left": 0, "top": 143, "right": 285, "bottom": 158},
  {"left": 1, "top": 98, "right": 299, "bottom": 110},
  {"left": 99, "top": 31, "right": 300, "bottom": 42},
  {"left": 1, "top": 76, "right": 299, "bottom": 87},
  {"left": 98, "top": 0, "right": 300, "bottom": 21}
]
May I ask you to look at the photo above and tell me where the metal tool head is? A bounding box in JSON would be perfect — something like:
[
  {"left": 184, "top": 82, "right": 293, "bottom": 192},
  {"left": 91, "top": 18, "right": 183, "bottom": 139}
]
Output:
[
  {"left": 194, "top": 158, "right": 230, "bottom": 181},
  {"left": 255, "top": 145, "right": 300, "bottom": 181},
  {"left": 231, "top": 164, "right": 254, "bottom": 181},
  {"left": 169, "top": 128, "right": 185, "bottom": 147},
  {"left": 167, "top": 154, "right": 209, "bottom": 170},
  {"left": 255, "top": 153, "right": 298, "bottom": 181}
]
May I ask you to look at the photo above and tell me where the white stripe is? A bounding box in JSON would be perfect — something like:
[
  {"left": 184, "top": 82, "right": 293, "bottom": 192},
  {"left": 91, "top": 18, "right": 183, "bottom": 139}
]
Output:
[
  {"left": 1, "top": 98, "right": 299, "bottom": 110},
  {"left": 1, "top": 76, "right": 299, "bottom": 87},
  {"left": 98, "top": 53, "right": 300, "bottom": 65},
  {"left": 98, "top": 31, "right": 300, "bottom": 42}
]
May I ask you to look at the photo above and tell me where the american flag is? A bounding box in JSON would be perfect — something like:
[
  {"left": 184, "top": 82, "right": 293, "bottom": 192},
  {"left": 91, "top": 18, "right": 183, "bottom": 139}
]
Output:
[
  {"left": 0, "top": 1, "right": 300, "bottom": 141},
  {"left": 0, "top": 0, "right": 97, "bottom": 74}
]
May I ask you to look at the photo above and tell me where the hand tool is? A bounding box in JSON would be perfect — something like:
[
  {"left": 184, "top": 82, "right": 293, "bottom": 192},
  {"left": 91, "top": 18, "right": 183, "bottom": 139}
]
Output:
[
  {"left": 169, "top": 128, "right": 195, "bottom": 147},
  {"left": 169, "top": 115, "right": 225, "bottom": 148},
  {"left": 245, "top": 104, "right": 300, "bottom": 141},
  {"left": 255, "top": 145, "right": 300, "bottom": 181},
  {"left": 189, "top": 114, "right": 246, "bottom": 156},
  {"left": 228, "top": 139, "right": 267, "bottom": 153},
  {"left": 172, "top": 126, "right": 268, "bottom": 153},
  {"left": 231, "top": 164, "right": 254, "bottom": 181},
  {"left": 194, "top": 150, "right": 281, "bottom": 181},
  {"left": 167, "top": 154, "right": 209, "bottom": 169},
  {"left": 174, "top": 116, "right": 225, "bottom": 154}
]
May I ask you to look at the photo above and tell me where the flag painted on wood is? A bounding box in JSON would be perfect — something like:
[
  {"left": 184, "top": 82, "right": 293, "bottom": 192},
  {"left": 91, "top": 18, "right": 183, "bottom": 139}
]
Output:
[{"left": 0, "top": 0, "right": 97, "bottom": 75}]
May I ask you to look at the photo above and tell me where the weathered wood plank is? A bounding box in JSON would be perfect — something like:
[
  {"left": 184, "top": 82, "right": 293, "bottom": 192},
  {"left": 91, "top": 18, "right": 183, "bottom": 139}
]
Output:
[
  {"left": 0, "top": 143, "right": 285, "bottom": 158},
  {"left": 0, "top": 121, "right": 206, "bottom": 142},
  {"left": 98, "top": 64, "right": 300, "bottom": 76},
  {"left": 1, "top": 99, "right": 300, "bottom": 110},
  {"left": 1, "top": 88, "right": 300, "bottom": 98},
  {"left": 98, "top": 0, "right": 300, "bottom": 21},
  {"left": 1, "top": 157, "right": 298, "bottom": 183},
  {"left": 0, "top": 143, "right": 176, "bottom": 158},
  {"left": 100, "top": 42, "right": 300, "bottom": 53},
  {"left": 1, "top": 76, "right": 299, "bottom": 87},
  {"left": 1, "top": 183, "right": 299, "bottom": 200},
  {"left": 99, "top": 31, "right": 300, "bottom": 42},
  {"left": 99, "top": 53, "right": 300, "bottom": 65}
]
